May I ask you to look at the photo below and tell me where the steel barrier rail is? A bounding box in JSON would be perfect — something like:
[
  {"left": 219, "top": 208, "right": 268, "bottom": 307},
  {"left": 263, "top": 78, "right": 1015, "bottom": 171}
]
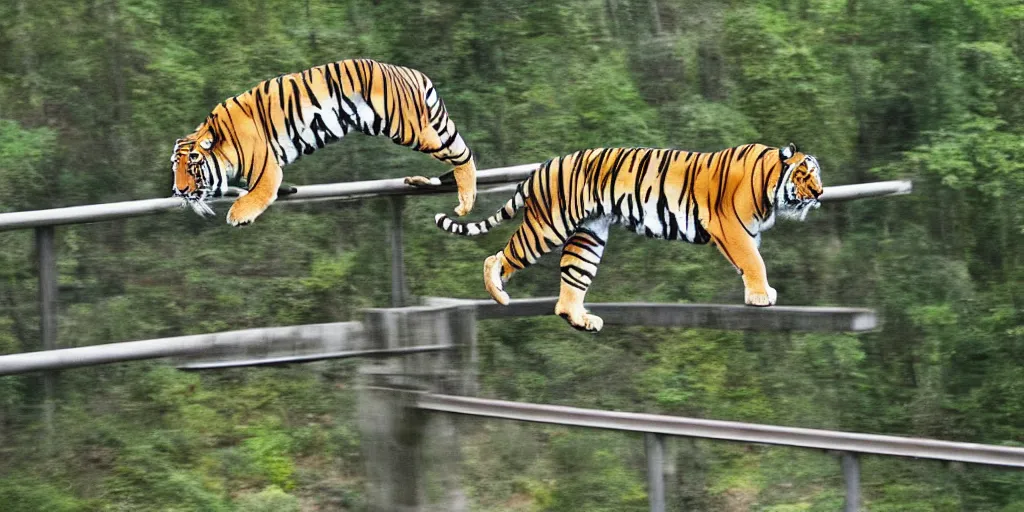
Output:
[
  {"left": 0, "top": 168, "right": 911, "bottom": 231},
  {"left": 423, "top": 297, "right": 879, "bottom": 332},
  {"left": 0, "top": 164, "right": 539, "bottom": 232},
  {"left": 818, "top": 180, "right": 912, "bottom": 202},
  {"left": 0, "top": 321, "right": 364, "bottom": 376},
  {"left": 176, "top": 344, "right": 450, "bottom": 371},
  {"left": 418, "top": 393, "right": 1024, "bottom": 468},
  {"left": 0, "top": 299, "right": 877, "bottom": 375}
]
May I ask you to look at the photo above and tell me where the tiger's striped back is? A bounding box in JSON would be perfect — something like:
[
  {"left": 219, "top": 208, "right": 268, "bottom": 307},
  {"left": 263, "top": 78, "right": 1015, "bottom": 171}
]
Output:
[
  {"left": 172, "top": 58, "right": 479, "bottom": 226},
  {"left": 435, "top": 144, "right": 784, "bottom": 248}
]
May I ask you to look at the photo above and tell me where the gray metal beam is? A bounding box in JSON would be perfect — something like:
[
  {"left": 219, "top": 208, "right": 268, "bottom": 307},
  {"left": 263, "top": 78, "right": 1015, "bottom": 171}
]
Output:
[
  {"left": 176, "top": 345, "right": 448, "bottom": 371},
  {"left": 842, "top": 452, "right": 861, "bottom": 512},
  {"left": 819, "top": 180, "right": 912, "bottom": 202},
  {"left": 0, "top": 164, "right": 538, "bottom": 232},
  {"left": 0, "top": 296, "right": 878, "bottom": 375},
  {"left": 0, "top": 167, "right": 910, "bottom": 231},
  {"left": 389, "top": 196, "right": 407, "bottom": 307},
  {"left": 417, "top": 393, "right": 1024, "bottom": 468},
  {"left": 35, "top": 227, "right": 58, "bottom": 353},
  {"left": 645, "top": 433, "right": 667, "bottom": 512},
  {"left": 0, "top": 322, "right": 363, "bottom": 376},
  {"left": 35, "top": 226, "right": 57, "bottom": 443},
  {"left": 424, "top": 297, "right": 878, "bottom": 332}
]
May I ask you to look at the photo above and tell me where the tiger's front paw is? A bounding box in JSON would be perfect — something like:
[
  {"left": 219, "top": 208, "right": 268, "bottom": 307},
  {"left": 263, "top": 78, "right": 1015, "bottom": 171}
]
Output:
[
  {"left": 226, "top": 200, "right": 265, "bottom": 227},
  {"left": 744, "top": 286, "right": 778, "bottom": 307}
]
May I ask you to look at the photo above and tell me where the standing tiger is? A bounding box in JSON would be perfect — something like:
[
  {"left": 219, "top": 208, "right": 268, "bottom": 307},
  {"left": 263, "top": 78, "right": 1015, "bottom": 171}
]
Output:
[
  {"left": 434, "top": 143, "right": 824, "bottom": 332},
  {"left": 171, "top": 58, "right": 477, "bottom": 226}
]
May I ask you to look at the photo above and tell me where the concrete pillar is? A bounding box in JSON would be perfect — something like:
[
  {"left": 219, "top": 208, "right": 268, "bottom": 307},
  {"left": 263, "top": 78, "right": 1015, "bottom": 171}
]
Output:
[{"left": 357, "top": 304, "right": 477, "bottom": 512}]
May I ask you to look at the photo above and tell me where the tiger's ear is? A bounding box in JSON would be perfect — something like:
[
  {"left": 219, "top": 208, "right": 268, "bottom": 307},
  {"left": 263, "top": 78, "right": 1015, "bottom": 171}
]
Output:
[{"left": 780, "top": 142, "right": 799, "bottom": 160}]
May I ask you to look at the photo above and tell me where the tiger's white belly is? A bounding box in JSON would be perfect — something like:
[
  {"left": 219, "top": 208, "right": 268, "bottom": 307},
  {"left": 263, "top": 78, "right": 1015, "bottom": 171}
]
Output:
[
  {"left": 609, "top": 196, "right": 705, "bottom": 244},
  {"left": 275, "top": 94, "right": 377, "bottom": 165}
]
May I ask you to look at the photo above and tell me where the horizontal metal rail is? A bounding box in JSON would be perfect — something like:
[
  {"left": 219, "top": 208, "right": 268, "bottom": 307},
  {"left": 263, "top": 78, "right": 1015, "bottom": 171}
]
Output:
[
  {"left": 0, "top": 322, "right": 364, "bottom": 376},
  {"left": 418, "top": 393, "right": 1024, "bottom": 468},
  {"left": 0, "top": 161, "right": 910, "bottom": 231},
  {"left": 176, "top": 344, "right": 449, "bottom": 371},
  {"left": 0, "top": 298, "right": 878, "bottom": 375},
  {"left": 0, "top": 164, "right": 538, "bottom": 231},
  {"left": 818, "top": 180, "right": 912, "bottom": 202},
  {"left": 423, "top": 297, "right": 879, "bottom": 332}
]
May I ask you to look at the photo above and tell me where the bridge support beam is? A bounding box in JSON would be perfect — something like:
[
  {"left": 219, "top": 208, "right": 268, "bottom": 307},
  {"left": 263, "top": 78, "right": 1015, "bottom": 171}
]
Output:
[{"left": 357, "top": 305, "right": 477, "bottom": 512}]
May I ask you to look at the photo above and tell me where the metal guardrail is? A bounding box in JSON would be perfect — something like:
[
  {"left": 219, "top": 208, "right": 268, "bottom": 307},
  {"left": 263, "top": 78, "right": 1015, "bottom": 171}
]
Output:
[
  {"left": 418, "top": 393, "right": 1024, "bottom": 468},
  {"left": 0, "top": 165, "right": 910, "bottom": 231},
  {"left": 177, "top": 345, "right": 449, "bottom": 370},
  {"left": 819, "top": 180, "right": 912, "bottom": 202},
  {"left": 424, "top": 297, "right": 878, "bottom": 332},
  {"left": 0, "top": 298, "right": 878, "bottom": 375},
  {"left": 0, "top": 322, "right": 365, "bottom": 376},
  {"left": 0, "top": 164, "right": 537, "bottom": 231}
]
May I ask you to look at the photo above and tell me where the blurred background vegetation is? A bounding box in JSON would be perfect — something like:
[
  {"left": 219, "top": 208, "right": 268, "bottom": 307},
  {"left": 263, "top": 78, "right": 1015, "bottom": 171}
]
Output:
[{"left": 0, "top": 0, "right": 1022, "bottom": 510}]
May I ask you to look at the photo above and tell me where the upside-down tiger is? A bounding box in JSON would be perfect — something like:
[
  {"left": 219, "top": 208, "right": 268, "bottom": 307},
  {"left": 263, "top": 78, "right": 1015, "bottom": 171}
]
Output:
[
  {"left": 171, "top": 58, "right": 477, "bottom": 226},
  {"left": 434, "top": 143, "right": 823, "bottom": 332}
]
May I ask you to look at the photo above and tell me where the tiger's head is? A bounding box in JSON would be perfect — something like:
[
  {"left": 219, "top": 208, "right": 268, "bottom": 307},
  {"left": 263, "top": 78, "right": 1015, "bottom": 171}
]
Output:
[
  {"left": 774, "top": 143, "right": 823, "bottom": 221},
  {"left": 171, "top": 124, "right": 228, "bottom": 217}
]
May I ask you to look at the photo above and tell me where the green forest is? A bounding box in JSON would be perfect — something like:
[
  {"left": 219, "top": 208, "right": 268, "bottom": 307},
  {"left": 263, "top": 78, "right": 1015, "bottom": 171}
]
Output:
[{"left": 1, "top": 0, "right": 1023, "bottom": 510}]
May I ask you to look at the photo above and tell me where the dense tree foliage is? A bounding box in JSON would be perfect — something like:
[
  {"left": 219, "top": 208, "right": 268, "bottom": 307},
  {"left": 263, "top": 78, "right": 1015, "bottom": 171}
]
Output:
[{"left": 0, "top": 0, "right": 1022, "bottom": 510}]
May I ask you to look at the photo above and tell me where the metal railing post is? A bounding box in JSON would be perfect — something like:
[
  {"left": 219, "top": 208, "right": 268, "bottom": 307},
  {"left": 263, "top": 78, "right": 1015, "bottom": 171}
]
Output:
[
  {"left": 842, "top": 452, "right": 861, "bottom": 512},
  {"left": 645, "top": 432, "right": 667, "bottom": 512},
  {"left": 389, "top": 196, "right": 407, "bottom": 307},
  {"left": 35, "top": 226, "right": 57, "bottom": 443}
]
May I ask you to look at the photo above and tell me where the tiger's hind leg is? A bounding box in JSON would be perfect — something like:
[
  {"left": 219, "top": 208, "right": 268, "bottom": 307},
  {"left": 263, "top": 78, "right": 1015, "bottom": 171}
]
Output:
[
  {"left": 554, "top": 218, "right": 611, "bottom": 333},
  {"left": 403, "top": 97, "right": 477, "bottom": 216},
  {"left": 406, "top": 158, "right": 476, "bottom": 218},
  {"left": 406, "top": 134, "right": 477, "bottom": 216},
  {"left": 402, "top": 130, "right": 445, "bottom": 189}
]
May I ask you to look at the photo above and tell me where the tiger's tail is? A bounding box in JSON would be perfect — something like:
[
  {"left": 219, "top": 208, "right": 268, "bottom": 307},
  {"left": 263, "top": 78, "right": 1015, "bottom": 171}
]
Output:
[{"left": 434, "top": 182, "right": 529, "bottom": 236}]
